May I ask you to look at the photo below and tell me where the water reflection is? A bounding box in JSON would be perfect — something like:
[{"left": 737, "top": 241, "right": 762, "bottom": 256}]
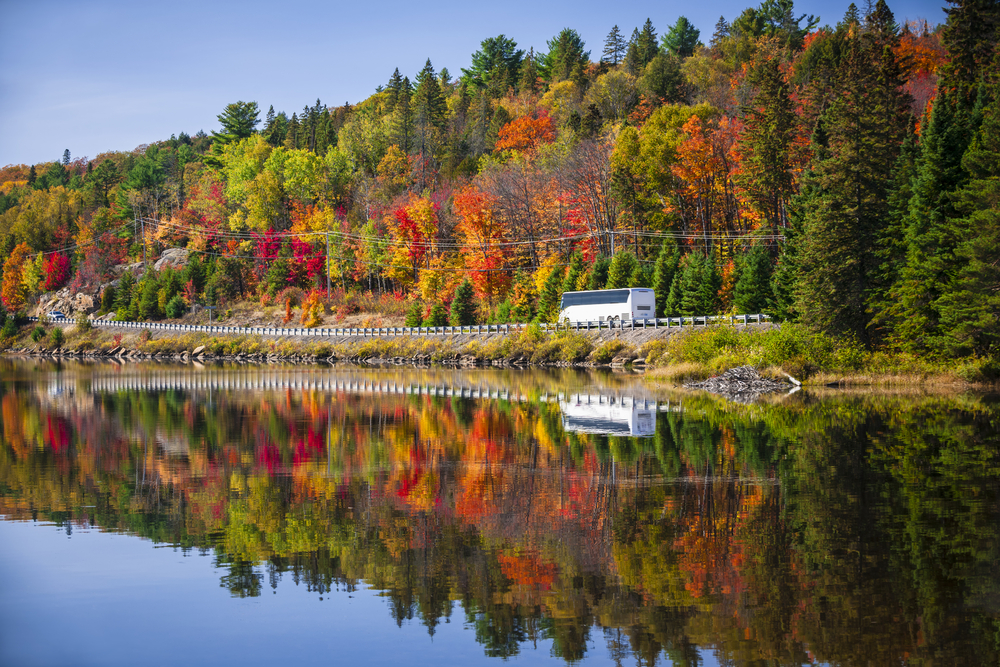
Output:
[
  {"left": 561, "top": 395, "right": 656, "bottom": 437},
  {"left": 2, "top": 359, "right": 1000, "bottom": 665}
]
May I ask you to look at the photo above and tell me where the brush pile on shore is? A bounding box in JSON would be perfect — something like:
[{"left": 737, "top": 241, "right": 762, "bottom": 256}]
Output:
[{"left": 684, "top": 366, "right": 791, "bottom": 403}]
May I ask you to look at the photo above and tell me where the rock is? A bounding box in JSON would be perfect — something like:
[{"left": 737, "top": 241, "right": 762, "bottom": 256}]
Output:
[
  {"left": 153, "top": 248, "right": 190, "bottom": 271},
  {"left": 192, "top": 345, "right": 206, "bottom": 356}
]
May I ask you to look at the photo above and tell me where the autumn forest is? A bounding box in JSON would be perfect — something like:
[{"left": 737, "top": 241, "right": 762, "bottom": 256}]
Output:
[{"left": 1, "top": 0, "right": 998, "bottom": 360}]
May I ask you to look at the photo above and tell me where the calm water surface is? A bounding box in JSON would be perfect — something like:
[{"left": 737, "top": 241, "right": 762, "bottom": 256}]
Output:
[{"left": 1, "top": 359, "right": 998, "bottom": 666}]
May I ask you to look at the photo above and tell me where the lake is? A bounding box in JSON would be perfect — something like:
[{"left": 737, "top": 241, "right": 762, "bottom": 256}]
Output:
[{"left": 1, "top": 359, "right": 998, "bottom": 666}]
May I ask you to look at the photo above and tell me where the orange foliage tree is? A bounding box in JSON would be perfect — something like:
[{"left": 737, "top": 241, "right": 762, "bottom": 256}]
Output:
[
  {"left": 494, "top": 113, "right": 556, "bottom": 153},
  {"left": 453, "top": 185, "right": 511, "bottom": 306}
]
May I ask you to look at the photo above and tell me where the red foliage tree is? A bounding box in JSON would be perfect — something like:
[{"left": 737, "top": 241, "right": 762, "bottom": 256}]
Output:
[{"left": 42, "top": 253, "right": 71, "bottom": 291}]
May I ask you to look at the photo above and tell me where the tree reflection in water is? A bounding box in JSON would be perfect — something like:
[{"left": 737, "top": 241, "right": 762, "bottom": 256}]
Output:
[{"left": 1, "top": 361, "right": 999, "bottom": 665}]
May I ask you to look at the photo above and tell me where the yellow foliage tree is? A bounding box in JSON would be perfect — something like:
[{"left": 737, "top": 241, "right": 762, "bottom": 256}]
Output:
[{"left": 2, "top": 243, "right": 33, "bottom": 311}]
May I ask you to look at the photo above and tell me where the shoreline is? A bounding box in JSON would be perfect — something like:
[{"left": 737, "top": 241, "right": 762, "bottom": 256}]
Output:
[{"left": 4, "top": 320, "right": 994, "bottom": 390}]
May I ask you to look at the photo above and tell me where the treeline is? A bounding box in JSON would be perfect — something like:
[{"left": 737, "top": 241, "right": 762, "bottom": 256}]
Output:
[{"left": 0, "top": 0, "right": 997, "bottom": 358}]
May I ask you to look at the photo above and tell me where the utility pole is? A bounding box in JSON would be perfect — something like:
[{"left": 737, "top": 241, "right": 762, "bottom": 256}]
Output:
[
  {"left": 141, "top": 216, "right": 147, "bottom": 270},
  {"left": 326, "top": 229, "right": 331, "bottom": 299}
]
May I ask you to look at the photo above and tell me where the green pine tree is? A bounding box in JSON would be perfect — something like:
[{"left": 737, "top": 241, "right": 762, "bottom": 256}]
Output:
[
  {"left": 587, "top": 256, "right": 611, "bottom": 290},
  {"left": 450, "top": 280, "right": 478, "bottom": 326},
  {"left": 562, "top": 252, "right": 586, "bottom": 293},
  {"left": 652, "top": 241, "right": 680, "bottom": 317},
  {"left": 606, "top": 251, "right": 638, "bottom": 289},
  {"left": 733, "top": 244, "right": 773, "bottom": 314},
  {"left": 537, "top": 266, "right": 566, "bottom": 323},
  {"left": 423, "top": 302, "right": 449, "bottom": 327},
  {"left": 796, "top": 3, "right": 910, "bottom": 343},
  {"left": 406, "top": 300, "right": 424, "bottom": 327}
]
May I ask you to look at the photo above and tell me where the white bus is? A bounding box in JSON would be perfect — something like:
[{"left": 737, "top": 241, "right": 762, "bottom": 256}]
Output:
[{"left": 558, "top": 288, "right": 656, "bottom": 323}]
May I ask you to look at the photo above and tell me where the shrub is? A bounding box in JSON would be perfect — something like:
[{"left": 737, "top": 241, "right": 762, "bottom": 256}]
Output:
[
  {"left": 30, "top": 325, "right": 45, "bottom": 342},
  {"left": 1, "top": 318, "right": 16, "bottom": 339},
  {"left": 165, "top": 294, "right": 186, "bottom": 319},
  {"left": 138, "top": 328, "right": 151, "bottom": 344},
  {"left": 50, "top": 327, "right": 64, "bottom": 347},
  {"left": 592, "top": 339, "right": 627, "bottom": 364},
  {"left": 100, "top": 285, "right": 116, "bottom": 313},
  {"left": 76, "top": 315, "right": 92, "bottom": 331},
  {"left": 301, "top": 291, "right": 324, "bottom": 327}
]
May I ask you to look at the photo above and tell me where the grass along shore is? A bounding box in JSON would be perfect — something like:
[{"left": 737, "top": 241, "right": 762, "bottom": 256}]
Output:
[{"left": 5, "top": 317, "right": 997, "bottom": 387}]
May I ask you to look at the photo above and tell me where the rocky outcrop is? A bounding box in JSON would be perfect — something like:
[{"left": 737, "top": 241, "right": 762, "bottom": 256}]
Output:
[
  {"left": 34, "top": 289, "right": 97, "bottom": 317},
  {"left": 153, "top": 248, "right": 190, "bottom": 271}
]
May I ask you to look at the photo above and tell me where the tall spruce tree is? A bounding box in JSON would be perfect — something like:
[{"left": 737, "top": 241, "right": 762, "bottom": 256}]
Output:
[
  {"left": 940, "top": 69, "right": 1000, "bottom": 356},
  {"left": 652, "top": 240, "right": 680, "bottom": 317},
  {"left": 733, "top": 243, "right": 774, "bottom": 314},
  {"left": 884, "top": 0, "right": 998, "bottom": 353},
  {"left": 737, "top": 51, "right": 798, "bottom": 230},
  {"left": 661, "top": 17, "right": 702, "bottom": 58},
  {"left": 602, "top": 25, "right": 627, "bottom": 66},
  {"left": 795, "top": 2, "right": 910, "bottom": 343},
  {"left": 606, "top": 251, "right": 639, "bottom": 289}
]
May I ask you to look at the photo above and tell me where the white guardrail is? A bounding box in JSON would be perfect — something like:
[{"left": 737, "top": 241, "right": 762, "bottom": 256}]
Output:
[{"left": 27, "top": 314, "right": 771, "bottom": 338}]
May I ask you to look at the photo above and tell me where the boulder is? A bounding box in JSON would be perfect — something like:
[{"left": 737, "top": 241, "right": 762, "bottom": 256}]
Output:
[{"left": 153, "top": 248, "right": 190, "bottom": 271}]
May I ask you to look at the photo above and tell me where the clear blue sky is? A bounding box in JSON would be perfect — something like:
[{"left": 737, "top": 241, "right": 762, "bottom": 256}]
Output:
[{"left": 0, "top": 0, "right": 950, "bottom": 167}]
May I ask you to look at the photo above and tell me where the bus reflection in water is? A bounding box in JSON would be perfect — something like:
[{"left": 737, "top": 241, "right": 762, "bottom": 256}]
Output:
[{"left": 559, "top": 395, "right": 656, "bottom": 437}]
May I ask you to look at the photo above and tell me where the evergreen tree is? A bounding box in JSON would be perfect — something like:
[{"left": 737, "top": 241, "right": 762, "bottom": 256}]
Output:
[
  {"left": 652, "top": 240, "right": 681, "bottom": 317},
  {"left": 868, "top": 116, "right": 919, "bottom": 336},
  {"left": 733, "top": 244, "right": 773, "bottom": 314},
  {"left": 562, "top": 252, "right": 586, "bottom": 293},
  {"left": 389, "top": 77, "right": 414, "bottom": 153},
  {"left": 738, "top": 52, "right": 798, "bottom": 230},
  {"left": 601, "top": 25, "right": 627, "bottom": 66},
  {"left": 587, "top": 256, "right": 611, "bottom": 290},
  {"left": 413, "top": 59, "right": 448, "bottom": 130},
  {"left": 406, "top": 301, "right": 424, "bottom": 327},
  {"left": 114, "top": 272, "right": 135, "bottom": 316},
  {"left": 940, "top": 72, "right": 1000, "bottom": 356},
  {"left": 710, "top": 16, "right": 731, "bottom": 51},
  {"left": 386, "top": 68, "right": 405, "bottom": 110},
  {"left": 450, "top": 279, "right": 478, "bottom": 325},
  {"left": 624, "top": 28, "right": 644, "bottom": 75},
  {"left": 939, "top": 0, "right": 1000, "bottom": 99},
  {"left": 628, "top": 263, "right": 651, "bottom": 288},
  {"left": 284, "top": 113, "right": 300, "bottom": 149},
  {"left": 641, "top": 54, "right": 686, "bottom": 103},
  {"left": 519, "top": 48, "right": 540, "bottom": 95},
  {"left": 887, "top": 88, "right": 978, "bottom": 351},
  {"left": 665, "top": 264, "right": 685, "bottom": 316},
  {"left": 542, "top": 28, "right": 590, "bottom": 83},
  {"left": 423, "top": 302, "right": 449, "bottom": 327},
  {"left": 661, "top": 17, "right": 702, "bottom": 58},
  {"left": 796, "top": 3, "right": 910, "bottom": 343},
  {"left": 462, "top": 35, "right": 523, "bottom": 95},
  {"left": 637, "top": 19, "right": 659, "bottom": 65},
  {"left": 138, "top": 275, "right": 161, "bottom": 320},
  {"left": 537, "top": 267, "right": 565, "bottom": 322},
  {"left": 606, "top": 251, "right": 638, "bottom": 288},
  {"left": 61, "top": 149, "right": 70, "bottom": 165},
  {"left": 678, "top": 253, "right": 720, "bottom": 316}
]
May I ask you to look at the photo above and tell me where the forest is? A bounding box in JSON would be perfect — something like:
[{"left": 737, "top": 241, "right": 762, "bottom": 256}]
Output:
[{"left": 0, "top": 0, "right": 997, "bottom": 360}]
